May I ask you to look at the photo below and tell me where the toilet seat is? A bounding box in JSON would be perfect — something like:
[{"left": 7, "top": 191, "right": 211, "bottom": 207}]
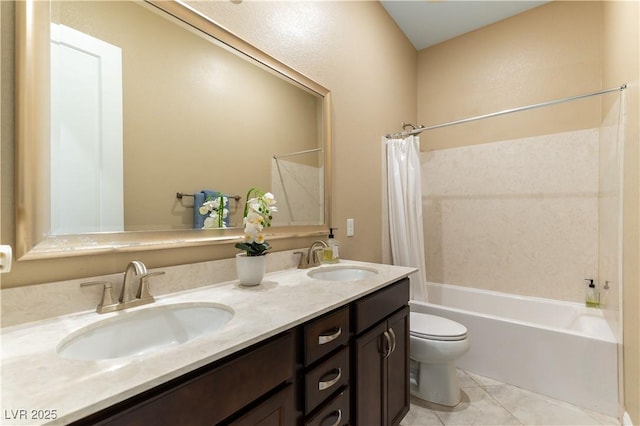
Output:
[{"left": 410, "top": 312, "right": 467, "bottom": 341}]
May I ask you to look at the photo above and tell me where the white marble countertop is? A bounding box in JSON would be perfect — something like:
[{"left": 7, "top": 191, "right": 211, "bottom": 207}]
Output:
[{"left": 1, "top": 260, "right": 415, "bottom": 425}]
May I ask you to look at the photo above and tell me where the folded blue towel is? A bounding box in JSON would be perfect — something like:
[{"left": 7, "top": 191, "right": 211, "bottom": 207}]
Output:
[{"left": 194, "top": 190, "right": 230, "bottom": 228}]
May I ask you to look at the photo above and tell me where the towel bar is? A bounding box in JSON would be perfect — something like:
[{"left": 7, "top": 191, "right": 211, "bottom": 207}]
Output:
[{"left": 176, "top": 192, "right": 241, "bottom": 202}]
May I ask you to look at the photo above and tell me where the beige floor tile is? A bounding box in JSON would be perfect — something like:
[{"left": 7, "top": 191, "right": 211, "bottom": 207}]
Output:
[
  {"left": 458, "top": 369, "right": 482, "bottom": 389},
  {"left": 428, "top": 387, "right": 521, "bottom": 426},
  {"left": 402, "top": 397, "right": 445, "bottom": 426},
  {"left": 484, "top": 384, "right": 615, "bottom": 426},
  {"left": 404, "top": 370, "right": 619, "bottom": 426},
  {"left": 584, "top": 409, "right": 621, "bottom": 426},
  {"left": 464, "top": 370, "right": 505, "bottom": 387}
]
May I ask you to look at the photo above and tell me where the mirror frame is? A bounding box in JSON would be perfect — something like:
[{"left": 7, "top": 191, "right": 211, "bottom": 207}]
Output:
[{"left": 15, "top": 0, "right": 332, "bottom": 261}]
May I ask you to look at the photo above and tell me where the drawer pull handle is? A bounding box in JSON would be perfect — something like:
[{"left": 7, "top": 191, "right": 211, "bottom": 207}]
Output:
[
  {"left": 318, "top": 368, "right": 342, "bottom": 391},
  {"left": 318, "top": 327, "right": 342, "bottom": 345},
  {"left": 324, "top": 409, "right": 342, "bottom": 426}
]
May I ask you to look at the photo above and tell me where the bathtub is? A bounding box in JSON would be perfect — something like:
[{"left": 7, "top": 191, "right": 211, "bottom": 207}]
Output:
[{"left": 410, "top": 282, "right": 619, "bottom": 417}]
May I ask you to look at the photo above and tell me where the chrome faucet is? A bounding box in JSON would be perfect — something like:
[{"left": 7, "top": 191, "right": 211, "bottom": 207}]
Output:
[
  {"left": 295, "top": 240, "right": 328, "bottom": 269},
  {"left": 82, "top": 261, "right": 165, "bottom": 314}
]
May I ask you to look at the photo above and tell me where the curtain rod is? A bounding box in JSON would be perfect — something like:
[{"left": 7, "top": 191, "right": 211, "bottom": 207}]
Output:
[{"left": 386, "top": 83, "right": 627, "bottom": 139}]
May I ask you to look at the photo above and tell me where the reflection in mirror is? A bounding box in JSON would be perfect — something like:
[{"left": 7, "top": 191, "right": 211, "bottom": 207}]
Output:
[
  {"left": 16, "top": 0, "right": 331, "bottom": 260},
  {"left": 50, "top": 0, "right": 323, "bottom": 232},
  {"left": 50, "top": 21, "right": 125, "bottom": 234}
]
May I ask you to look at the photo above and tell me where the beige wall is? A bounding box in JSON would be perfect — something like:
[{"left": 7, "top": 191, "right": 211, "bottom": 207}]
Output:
[
  {"left": 602, "top": 1, "right": 640, "bottom": 423},
  {"left": 0, "top": 2, "right": 12, "bottom": 263},
  {"left": 0, "top": 1, "right": 416, "bottom": 287},
  {"left": 417, "top": 1, "right": 602, "bottom": 150}
]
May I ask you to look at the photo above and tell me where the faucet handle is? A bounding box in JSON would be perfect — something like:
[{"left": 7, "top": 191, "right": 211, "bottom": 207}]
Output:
[
  {"left": 310, "top": 246, "right": 325, "bottom": 265},
  {"left": 294, "top": 251, "right": 307, "bottom": 269},
  {"left": 137, "top": 271, "right": 164, "bottom": 300},
  {"left": 81, "top": 281, "right": 116, "bottom": 313}
]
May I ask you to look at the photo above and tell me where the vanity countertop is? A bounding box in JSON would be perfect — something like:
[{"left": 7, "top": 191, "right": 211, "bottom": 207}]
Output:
[{"left": 1, "top": 260, "right": 416, "bottom": 425}]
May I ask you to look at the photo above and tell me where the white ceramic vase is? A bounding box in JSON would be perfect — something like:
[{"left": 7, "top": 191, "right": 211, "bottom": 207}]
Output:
[{"left": 235, "top": 253, "right": 266, "bottom": 286}]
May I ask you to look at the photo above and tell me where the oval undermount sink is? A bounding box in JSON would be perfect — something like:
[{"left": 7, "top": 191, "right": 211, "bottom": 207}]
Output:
[
  {"left": 57, "top": 303, "right": 234, "bottom": 361},
  {"left": 307, "top": 265, "right": 378, "bottom": 281}
]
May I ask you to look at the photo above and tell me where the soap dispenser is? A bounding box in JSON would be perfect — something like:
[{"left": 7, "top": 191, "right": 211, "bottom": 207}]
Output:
[
  {"left": 322, "top": 228, "right": 340, "bottom": 264},
  {"left": 584, "top": 279, "right": 600, "bottom": 308}
]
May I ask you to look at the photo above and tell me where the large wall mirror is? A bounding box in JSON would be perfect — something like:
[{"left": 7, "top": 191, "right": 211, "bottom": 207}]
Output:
[{"left": 16, "top": 0, "right": 331, "bottom": 260}]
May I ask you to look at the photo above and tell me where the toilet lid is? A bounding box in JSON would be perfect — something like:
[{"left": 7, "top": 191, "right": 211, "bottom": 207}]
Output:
[{"left": 410, "top": 312, "right": 467, "bottom": 341}]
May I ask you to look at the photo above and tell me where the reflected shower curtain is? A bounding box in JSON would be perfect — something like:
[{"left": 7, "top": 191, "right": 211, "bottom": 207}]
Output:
[{"left": 386, "top": 136, "right": 428, "bottom": 302}]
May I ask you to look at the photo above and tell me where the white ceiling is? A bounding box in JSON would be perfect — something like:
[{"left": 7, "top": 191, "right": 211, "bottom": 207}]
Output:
[{"left": 380, "top": 1, "right": 550, "bottom": 50}]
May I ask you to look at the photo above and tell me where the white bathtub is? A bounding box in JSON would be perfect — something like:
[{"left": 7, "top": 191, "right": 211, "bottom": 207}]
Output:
[{"left": 410, "top": 282, "right": 619, "bottom": 417}]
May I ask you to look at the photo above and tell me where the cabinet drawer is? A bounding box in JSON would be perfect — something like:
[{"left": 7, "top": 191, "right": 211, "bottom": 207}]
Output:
[
  {"left": 354, "top": 278, "right": 409, "bottom": 334},
  {"left": 305, "top": 388, "right": 350, "bottom": 426},
  {"left": 304, "top": 306, "right": 349, "bottom": 366},
  {"left": 304, "top": 346, "right": 350, "bottom": 414}
]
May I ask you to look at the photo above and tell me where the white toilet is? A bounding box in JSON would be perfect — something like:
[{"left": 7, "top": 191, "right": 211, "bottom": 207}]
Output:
[{"left": 409, "top": 312, "right": 470, "bottom": 406}]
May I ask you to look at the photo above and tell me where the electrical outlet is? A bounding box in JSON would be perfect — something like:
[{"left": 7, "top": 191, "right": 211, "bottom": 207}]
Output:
[
  {"left": 346, "top": 218, "right": 354, "bottom": 237},
  {"left": 0, "top": 245, "right": 13, "bottom": 273}
]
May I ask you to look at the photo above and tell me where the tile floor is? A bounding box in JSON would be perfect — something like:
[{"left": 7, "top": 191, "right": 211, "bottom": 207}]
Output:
[{"left": 401, "top": 370, "right": 620, "bottom": 426}]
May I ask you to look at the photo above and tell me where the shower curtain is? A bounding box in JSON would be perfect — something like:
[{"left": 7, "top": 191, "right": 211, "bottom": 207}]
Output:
[{"left": 386, "top": 136, "right": 428, "bottom": 302}]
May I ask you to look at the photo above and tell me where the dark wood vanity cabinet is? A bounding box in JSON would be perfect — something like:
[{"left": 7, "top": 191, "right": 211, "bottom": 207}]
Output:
[
  {"left": 74, "top": 332, "right": 297, "bottom": 426},
  {"left": 301, "top": 277, "right": 410, "bottom": 426},
  {"left": 73, "top": 278, "right": 410, "bottom": 426},
  {"left": 353, "top": 279, "right": 410, "bottom": 426}
]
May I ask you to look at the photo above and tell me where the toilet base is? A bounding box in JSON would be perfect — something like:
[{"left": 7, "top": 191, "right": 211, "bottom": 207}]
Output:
[{"left": 410, "top": 359, "right": 462, "bottom": 407}]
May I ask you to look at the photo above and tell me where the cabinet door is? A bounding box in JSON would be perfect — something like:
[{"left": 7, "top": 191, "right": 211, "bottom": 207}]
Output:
[
  {"left": 354, "top": 321, "right": 387, "bottom": 425},
  {"left": 386, "top": 307, "right": 410, "bottom": 426},
  {"left": 230, "top": 385, "right": 294, "bottom": 426}
]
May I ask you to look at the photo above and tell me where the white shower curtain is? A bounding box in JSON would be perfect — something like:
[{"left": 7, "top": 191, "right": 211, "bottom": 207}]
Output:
[{"left": 386, "top": 136, "right": 428, "bottom": 302}]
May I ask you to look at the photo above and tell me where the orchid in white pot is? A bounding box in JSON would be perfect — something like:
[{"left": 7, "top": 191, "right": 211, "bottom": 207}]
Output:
[{"left": 235, "top": 188, "right": 278, "bottom": 256}]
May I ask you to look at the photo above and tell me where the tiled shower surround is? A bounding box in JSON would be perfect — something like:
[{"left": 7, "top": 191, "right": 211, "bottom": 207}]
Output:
[
  {"left": 271, "top": 158, "right": 323, "bottom": 226},
  {"left": 421, "top": 127, "right": 605, "bottom": 304}
]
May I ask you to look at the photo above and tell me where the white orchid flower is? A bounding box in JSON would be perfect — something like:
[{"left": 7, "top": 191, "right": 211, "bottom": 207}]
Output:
[
  {"left": 246, "top": 211, "right": 264, "bottom": 225},
  {"left": 203, "top": 217, "right": 215, "bottom": 229},
  {"left": 236, "top": 188, "right": 277, "bottom": 256},
  {"left": 263, "top": 192, "right": 276, "bottom": 205}
]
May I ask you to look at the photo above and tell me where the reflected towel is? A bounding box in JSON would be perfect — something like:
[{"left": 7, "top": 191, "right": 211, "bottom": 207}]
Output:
[{"left": 194, "top": 190, "right": 219, "bottom": 229}]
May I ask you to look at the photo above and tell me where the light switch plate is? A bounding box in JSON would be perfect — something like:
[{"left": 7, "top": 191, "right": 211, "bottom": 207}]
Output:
[{"left": 346, "top": 218, "right": 354, "bottom": 237}]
